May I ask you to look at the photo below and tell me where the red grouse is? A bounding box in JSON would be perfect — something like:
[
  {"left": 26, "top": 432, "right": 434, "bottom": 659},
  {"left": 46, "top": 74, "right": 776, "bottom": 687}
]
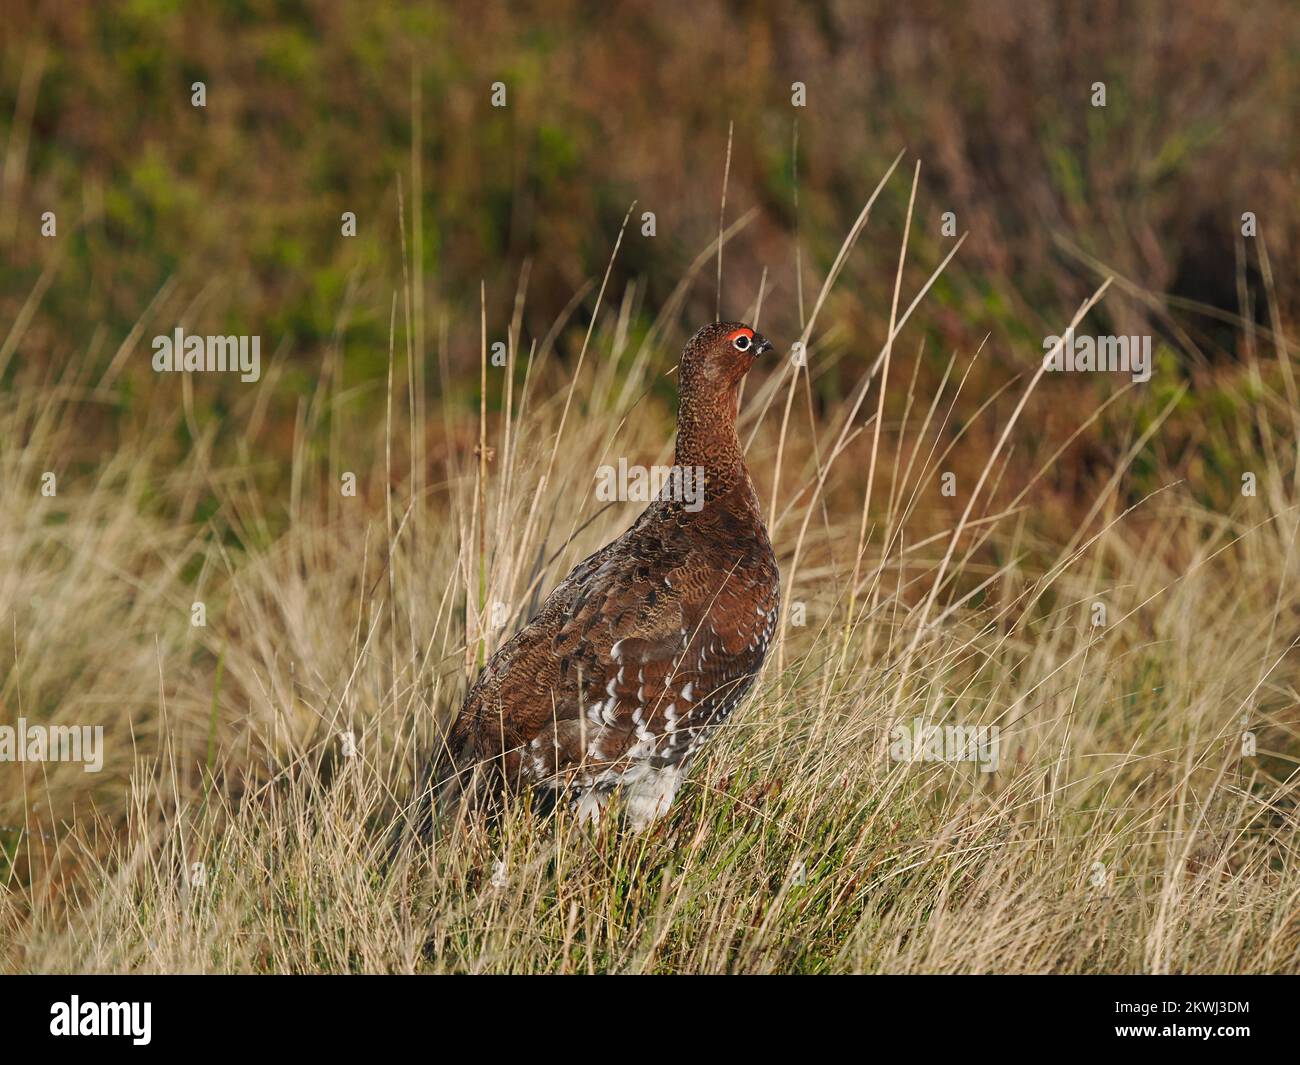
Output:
[{"left": 426, "top": 322, "right": 779, "bottom": 830}]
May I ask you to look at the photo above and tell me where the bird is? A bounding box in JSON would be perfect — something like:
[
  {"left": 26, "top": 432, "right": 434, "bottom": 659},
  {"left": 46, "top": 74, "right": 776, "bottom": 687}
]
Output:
[{"left": 422, "top": 321, "right": 780, "bottom": 833}]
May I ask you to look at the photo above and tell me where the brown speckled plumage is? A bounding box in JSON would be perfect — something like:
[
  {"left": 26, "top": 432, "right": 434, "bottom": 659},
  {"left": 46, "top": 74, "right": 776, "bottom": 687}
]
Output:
[{"left": 426, "top": 322, "right": 779, "bottom": 830}]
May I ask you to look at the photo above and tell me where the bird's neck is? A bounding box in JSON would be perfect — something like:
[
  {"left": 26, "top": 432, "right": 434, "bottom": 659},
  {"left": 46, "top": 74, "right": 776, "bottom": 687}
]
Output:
[{"left": 674, "top": 384, "right": 751, "bottom": 504}]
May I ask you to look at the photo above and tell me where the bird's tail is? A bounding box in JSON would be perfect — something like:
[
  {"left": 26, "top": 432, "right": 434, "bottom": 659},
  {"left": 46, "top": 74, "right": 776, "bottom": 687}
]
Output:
[
  {"left": 381, "top": 720, "right": 474, "bottom": 861},
  {"left": 409, "top": 728, "right": 488, "bottom": 843}
]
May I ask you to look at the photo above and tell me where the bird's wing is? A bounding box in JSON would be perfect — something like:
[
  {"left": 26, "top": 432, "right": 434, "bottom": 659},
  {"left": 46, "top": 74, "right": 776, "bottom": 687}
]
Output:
[{"left": 438, "top": 507, "right": 773, "bottom": 799}]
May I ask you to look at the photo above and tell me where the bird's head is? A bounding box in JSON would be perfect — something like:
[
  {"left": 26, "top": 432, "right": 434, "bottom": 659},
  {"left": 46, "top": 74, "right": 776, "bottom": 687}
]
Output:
[
  {"left": 678, "top": 321, "right": 774, "bottom": 394},
  {"left": 673, "top": 320, "right": 774, "bottom": 475}
]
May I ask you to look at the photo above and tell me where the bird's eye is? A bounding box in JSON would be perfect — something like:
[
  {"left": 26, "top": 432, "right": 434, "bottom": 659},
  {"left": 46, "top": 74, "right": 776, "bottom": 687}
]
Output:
[{"left": 732, "top": 333, "right": 752, "bottom": 352}]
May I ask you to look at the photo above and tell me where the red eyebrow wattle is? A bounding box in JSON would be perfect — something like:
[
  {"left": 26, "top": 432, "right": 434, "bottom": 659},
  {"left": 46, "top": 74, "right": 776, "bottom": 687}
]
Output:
[{"left": 727, "top": 327, "right": 753, "bottom": 341}]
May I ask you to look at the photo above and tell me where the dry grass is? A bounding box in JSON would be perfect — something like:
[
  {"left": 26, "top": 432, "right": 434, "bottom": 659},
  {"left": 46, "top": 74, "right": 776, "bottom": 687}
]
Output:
[{"left": 2, "top": 168, "right": 1299, "bottom": 974}]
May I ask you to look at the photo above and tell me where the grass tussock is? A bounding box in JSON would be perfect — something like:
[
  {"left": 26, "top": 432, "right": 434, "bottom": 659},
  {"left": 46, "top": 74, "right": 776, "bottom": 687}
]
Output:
[{"left": 2, "top": 170, "right": 1299, "bottom": 974}]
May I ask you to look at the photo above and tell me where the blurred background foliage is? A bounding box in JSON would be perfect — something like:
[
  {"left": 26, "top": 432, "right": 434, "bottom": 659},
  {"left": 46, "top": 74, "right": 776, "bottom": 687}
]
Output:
[{"left": 1, "top": 0, "right": 1297, "bottom": 520}]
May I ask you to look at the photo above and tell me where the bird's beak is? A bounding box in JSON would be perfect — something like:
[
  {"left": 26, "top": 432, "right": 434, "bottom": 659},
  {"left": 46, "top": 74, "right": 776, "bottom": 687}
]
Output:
[{"left": 753, "top": 335, "right": 773, "bottom": 356}]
